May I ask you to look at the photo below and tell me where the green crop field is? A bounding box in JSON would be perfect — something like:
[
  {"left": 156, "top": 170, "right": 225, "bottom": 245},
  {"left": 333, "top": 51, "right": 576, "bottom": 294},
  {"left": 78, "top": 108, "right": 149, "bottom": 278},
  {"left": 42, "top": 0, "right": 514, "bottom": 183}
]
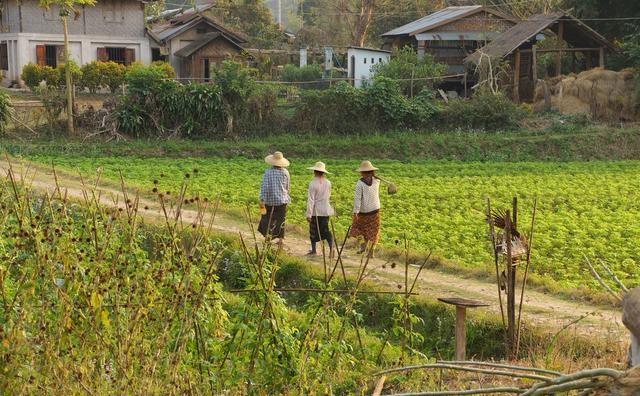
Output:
[{"left": 23, "top": 153, "right": 640, "bottom": 293}]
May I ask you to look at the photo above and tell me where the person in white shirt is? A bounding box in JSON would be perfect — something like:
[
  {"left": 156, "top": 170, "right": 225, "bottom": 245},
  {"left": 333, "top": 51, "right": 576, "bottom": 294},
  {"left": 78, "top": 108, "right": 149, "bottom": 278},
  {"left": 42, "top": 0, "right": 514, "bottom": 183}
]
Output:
[
  {"left": 349, "top": 160, "right": 381, "bottom": 255},
  {"left": 306, "top": 162, "right": 335, "bottom": 256}
]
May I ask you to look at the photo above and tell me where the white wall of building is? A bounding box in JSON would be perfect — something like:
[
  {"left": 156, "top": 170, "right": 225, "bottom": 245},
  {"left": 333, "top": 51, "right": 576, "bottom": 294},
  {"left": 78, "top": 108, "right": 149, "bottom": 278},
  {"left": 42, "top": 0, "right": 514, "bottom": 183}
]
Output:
[
  {"left": 0, "top": 33, "right": 151, "bottom": 86},
  {"left": 347, "top": 47, "right": 391, "bottom": 88}
]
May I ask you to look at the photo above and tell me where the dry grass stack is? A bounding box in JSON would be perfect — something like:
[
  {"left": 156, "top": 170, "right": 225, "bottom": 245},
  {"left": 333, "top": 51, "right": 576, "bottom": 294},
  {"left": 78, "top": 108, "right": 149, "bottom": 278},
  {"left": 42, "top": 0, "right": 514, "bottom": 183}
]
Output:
[{"left": 534, "top": 68, "right": 638, "bottom": 121}]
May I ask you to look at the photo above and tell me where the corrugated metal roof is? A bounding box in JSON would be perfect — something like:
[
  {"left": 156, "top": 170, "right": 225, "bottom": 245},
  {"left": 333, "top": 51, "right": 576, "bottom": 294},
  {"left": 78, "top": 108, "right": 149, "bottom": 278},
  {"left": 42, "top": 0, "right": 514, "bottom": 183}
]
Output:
[
  {"left": 464, "top": 12, "right": 616, "bottom": 64},
  {"left": 382, "top": 6, "right": 483, "bottom": 37}
]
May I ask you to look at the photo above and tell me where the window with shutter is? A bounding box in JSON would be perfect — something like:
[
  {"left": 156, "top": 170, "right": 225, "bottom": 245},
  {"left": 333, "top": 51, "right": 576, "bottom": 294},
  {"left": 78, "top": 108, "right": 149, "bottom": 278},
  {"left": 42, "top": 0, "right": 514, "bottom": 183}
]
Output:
[
  {"left": 124, "top": 48, "right": 135, "bottom": 66},
  {"left": 36, "top": 45, "right": 46, "bottom": 66},
  {"left": 97, "top": 47, "right": 108, "bottom": 62}
]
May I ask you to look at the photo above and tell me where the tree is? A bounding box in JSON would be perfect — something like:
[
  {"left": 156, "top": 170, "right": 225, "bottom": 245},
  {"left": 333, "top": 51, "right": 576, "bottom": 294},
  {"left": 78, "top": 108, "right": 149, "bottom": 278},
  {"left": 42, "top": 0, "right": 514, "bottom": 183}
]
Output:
[
  {"left": 212, "top": 60, "right": 256, "bottom": 134},
  {"left": 334, "top": 0, "right": 391, "bottom": 46},
  {"left": 39, "top": 0, "right": 95, "bottom": 136},
  {"left": 210, "top": 0, "right": 284, "bottom": 48}
]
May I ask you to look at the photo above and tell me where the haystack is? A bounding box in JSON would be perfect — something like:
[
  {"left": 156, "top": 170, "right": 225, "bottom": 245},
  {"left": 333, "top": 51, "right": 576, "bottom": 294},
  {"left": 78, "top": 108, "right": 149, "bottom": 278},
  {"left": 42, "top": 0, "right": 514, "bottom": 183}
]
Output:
[{"left": 534, "top": 68, "right": 638, "bottom": 121}]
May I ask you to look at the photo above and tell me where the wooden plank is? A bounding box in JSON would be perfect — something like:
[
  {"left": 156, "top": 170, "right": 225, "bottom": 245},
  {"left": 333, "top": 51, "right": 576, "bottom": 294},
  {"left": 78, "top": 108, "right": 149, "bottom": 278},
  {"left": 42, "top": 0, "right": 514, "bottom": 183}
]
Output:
[
  {"left": 372, "top": 375, "right": 386, "bottom": 396},
  {"left": 455, "top": 306, "right": 467, "bottom": 361},
  {"left": 513, "top": 49, "right": 521, "bottom": 103},
  {"left": 520, "top": 47, "right": 602, "bottom": 54},
  {"left": 599, "top": 47, "right": 605, "bottom": 68},
  {"left": 555, "top": 20, "right": 564, "bottom": 76},
  {"left": 531, "top": 45, "right": 537, "bottom": 85}
]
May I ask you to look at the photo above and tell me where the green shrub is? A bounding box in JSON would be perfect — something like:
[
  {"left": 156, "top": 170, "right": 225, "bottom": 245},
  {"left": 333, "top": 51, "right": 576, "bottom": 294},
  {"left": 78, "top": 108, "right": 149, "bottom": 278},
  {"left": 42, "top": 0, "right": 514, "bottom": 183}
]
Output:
[
  {"left": 101, "top": 61, "right": 127, "bottom": 93},
  {"left": 440, "top": 88, "right": 524, "bottom": 130},
  {"left": 296, "top": 81, "right": 367, "bottom": 134},
  {"left": 371, "top": 46, "right": 446, "bottom": 97},
  {"left": 150, "top": 61, "right": 176, "bottom": 79},
  {"left": 34, "top": 86, "right": 66, "bottom": 127},
  {"left": 213, "top": 60, "right": 257, "bottom": 134},
  {"left": 125, "top": 62, "right": 168, "bottom": 96},
  {"left": 0, "top": 89, "right": 12, "bottom": 133},
  {"left": 281, "top": 64, "right": 323, "bottom": 82},
  {"left": 79, "top": 61, "right": 103, "bottom": 93},
  {"left": 56, "top": 60, "right": 82, "bottom": 87},
  {"left": 21, "top": 63, "right": 41, "bottom": 89},
  {"left": 364, "top": 77, "right": 410, "bottom": 128}
]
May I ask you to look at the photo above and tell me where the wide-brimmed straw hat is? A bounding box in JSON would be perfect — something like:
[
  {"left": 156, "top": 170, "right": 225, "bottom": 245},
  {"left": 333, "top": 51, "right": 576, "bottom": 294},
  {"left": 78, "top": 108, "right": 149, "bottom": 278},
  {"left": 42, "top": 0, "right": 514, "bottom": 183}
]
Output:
[
  {"left": 356, "top": 160, "right": 378, "bottom": 172},
  {"left": 307, "top": 161, "right": 330, "bottom": 174},
  {"left": 265, "top": 151, "right": 290, "bottom": 167}
]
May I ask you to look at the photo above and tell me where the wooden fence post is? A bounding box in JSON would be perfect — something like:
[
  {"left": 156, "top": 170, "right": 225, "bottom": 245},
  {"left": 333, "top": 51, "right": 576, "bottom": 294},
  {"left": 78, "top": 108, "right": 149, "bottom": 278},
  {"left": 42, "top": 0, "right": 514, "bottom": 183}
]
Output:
[{"left": 513, "top": 50, "right": 521, "bottom": 103}]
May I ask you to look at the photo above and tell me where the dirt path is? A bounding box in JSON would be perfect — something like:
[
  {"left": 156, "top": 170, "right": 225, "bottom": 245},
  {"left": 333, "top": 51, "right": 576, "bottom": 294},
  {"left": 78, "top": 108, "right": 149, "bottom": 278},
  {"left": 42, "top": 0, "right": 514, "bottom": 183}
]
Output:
[{"left": 0, "top": 158, "right": 625, "bottom": 338}]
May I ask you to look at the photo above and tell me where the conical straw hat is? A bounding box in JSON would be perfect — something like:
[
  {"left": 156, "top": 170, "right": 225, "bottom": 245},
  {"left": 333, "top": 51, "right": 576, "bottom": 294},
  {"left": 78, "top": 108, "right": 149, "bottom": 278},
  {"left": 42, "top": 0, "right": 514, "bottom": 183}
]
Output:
[
  {"left": 307, "top": 161, "right": 330, "bottom": 174},
  {"left": 356, "top": 160, "right": 378, "bottom": 172},
  {"left": 265, "top": 151, "right": 290, "bottom": 167}
]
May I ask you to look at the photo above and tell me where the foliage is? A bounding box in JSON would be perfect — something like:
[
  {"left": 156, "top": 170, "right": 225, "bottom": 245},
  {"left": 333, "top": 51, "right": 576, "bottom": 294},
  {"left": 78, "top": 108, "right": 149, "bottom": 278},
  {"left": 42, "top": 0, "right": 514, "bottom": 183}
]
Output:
[
  {"left": 21, "top": 63, "right": 59, "bottom": 89},
  {"left": 149, "top": 60, "right": 176, "bottom": 79},
  {"left": 0, "top": 89, "right": 12, "bottom": 133},
  {"left": 371, "top": 46, "right": 446, "bottom": 97},
  {"left": 620, "top": 32, "right": 640, "bottom": 103},
  {"left": 124, "top": 62, "right": 169, "bottom": 96},
  {"left": 440, "top": 88, "right": 524, "bottom": 130},
  {"left": 56, "top": 60, "right": 82, "bottom": 87},
  {"left": 79, "top": 61, "right": 103, "bottom": 93},
  {"left": 213, "top": 60, "right": 257, "bottom": 133},
  {"left": 296, "top": 78, "right": 438, "bottom": 133},
  {"left": 101, "top": 61, "right": 127, "bottom": 93},
  {"left": 30, "top": 154, "right": 640, "bottom": 295},
  {"left": 34, "top": 86, "right": 66, "bottom": 126},
  {"left": 209, "top": 0, "right": 283, "bottom": 48},
  {"left": 281, "top": 63, "right": 323, "bottom": 82},
  {"left": 0, "top": 173, "right": 421, "bottom": 394}
]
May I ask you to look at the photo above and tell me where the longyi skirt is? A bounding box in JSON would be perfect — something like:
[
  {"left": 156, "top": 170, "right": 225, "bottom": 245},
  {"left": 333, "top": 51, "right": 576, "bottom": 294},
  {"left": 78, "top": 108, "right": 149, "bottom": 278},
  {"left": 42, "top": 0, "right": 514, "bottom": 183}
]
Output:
[
  {"left": 348, "top": 210, "right": 380, "bottom": 243},
  {"left": 309, "top": 216, "right": 332, "bottom": 242},
  {"left": 258, "top": 204, "right": 287, "bottom": 239}
]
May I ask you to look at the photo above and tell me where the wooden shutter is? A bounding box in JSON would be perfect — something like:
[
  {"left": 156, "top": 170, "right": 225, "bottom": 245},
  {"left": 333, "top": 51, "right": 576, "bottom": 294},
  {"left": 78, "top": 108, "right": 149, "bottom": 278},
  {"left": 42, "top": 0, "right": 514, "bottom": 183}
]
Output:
[
  {"left": 36, "top": 45, "right": 46, "bottom": 66},
  {"left": 124, "top": 48, "right": 135, "bottom": 66},
  {"left": 97, "top": 47, "right": 108, "bottom": 62}
]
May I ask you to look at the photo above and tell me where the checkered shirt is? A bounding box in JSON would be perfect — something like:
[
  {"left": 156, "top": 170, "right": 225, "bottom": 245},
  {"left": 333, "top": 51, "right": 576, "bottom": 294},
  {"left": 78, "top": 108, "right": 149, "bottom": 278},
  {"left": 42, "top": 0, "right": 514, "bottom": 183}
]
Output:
[{"left": 260, "top": 167, "right": 291, "bottom": 206}]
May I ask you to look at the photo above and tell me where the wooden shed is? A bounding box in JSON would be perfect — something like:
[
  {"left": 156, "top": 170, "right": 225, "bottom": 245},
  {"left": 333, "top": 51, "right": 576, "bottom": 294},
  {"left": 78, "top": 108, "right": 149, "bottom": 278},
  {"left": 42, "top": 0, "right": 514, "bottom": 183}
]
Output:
[
  {"left": 464, "top": 11, "right": 617, "bottom": 102},
  {"left": 382, "top": 6, "right": 518, "bottom": 77},
  {"left": 174, "top": 32, "right": 245, "bottom": 81}
]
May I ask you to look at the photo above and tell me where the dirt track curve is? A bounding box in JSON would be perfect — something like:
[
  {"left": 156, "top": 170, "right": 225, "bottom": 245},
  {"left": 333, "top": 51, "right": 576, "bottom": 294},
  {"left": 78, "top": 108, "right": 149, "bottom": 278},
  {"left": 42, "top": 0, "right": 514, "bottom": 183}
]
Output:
[{"left": 0, "top": 158, "right": 625, "bottom": 339}]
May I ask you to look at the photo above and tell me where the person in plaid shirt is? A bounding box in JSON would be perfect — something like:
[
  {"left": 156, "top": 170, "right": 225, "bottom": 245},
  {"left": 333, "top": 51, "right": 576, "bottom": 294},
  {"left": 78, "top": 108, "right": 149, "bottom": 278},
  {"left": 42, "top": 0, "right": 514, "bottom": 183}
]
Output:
[{"left": 258, "top": 151, "right": 291, "bottom": 245}]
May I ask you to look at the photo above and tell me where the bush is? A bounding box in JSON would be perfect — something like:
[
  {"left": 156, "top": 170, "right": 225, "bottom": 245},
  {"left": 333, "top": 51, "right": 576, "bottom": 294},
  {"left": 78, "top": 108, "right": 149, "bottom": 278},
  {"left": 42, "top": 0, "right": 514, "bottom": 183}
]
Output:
[
  {"left": 125, "top": 62, "right": 168, "bottom": 96},
  {"left": 80, "top": 61, "right": 103, "bottom": 93},
  {"left": 364, "top": 77, "right": 410, "bottom": 128},
  {"left": 281, "top": 64, "right": 323, "bottom": 82},
  {"left": 0, "top": 89, "right": 11, "bottom": 133},
  {"left": 150, "top": 61, "right": 176, "bottom": 79},
  {"left": 296, "top": 81, "right": 367, "bottom": 134},
  {"left": 440, "top": 88, "right": 524, "bottom": 130},
  {"left": 21, "top": 63, "right": 60, "bottom": 89},
  {"left": 101, "top": 61, "right": 127, "bottom": 93},
  {"left": 56, "top": 60, "right": 82, "bottom": 88},
  {"left": 34, "top": 86, "right": 66, "bottom": 128},
  {"left": 213, "top": 60, "right": 257, "bottom": 134},
  {"left": 371, "top": 46, "right": 446, "bottom": 97}
]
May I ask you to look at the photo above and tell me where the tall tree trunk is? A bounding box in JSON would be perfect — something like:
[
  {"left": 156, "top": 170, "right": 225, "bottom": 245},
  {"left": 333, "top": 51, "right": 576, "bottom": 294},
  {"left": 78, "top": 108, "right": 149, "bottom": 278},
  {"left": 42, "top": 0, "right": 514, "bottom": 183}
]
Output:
[{"left": 62, "top": 14, "right": 75, "bottom": 136}]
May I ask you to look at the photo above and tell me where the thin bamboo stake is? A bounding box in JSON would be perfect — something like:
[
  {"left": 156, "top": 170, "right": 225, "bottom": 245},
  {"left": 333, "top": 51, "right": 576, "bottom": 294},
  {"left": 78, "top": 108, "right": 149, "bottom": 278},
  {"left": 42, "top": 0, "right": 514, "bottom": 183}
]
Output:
[
  {"left": 597, "top": 258, "right": 629, "bottom": 293},
  {"left": 516, "top": 197, "right": 537, "bottom": 356},
  {"left": 229, "top": 288, "right": 418, "bottom": 295},
  {"left": 487, "top": 198, "right": 505, "bottom": 327}
]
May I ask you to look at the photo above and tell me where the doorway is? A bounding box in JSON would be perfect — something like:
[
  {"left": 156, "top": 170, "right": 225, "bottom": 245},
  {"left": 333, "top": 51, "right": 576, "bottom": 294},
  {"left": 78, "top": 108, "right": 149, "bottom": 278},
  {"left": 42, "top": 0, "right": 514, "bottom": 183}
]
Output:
[{"left": 203, "top": 58, "right": 210, "bottom": 82}]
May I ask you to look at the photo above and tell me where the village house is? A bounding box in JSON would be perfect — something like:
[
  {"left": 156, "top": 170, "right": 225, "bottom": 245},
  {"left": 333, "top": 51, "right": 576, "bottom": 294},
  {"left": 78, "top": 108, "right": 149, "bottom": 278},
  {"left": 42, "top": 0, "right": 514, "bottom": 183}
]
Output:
[
  {"left": 147, "top": 4, "right": 248, "bottom": 81},
  {"left": 0, "top": 0, "right": 152, "bottom": 86},
  {"left": 464, "top": 11, "right": 617, "bottom": 102},
  {"left": 381, "top": 5, "right": 518, "bottom": 76},
  {"left": 347, "top": 46, "right": 390, "bottom": 88}
]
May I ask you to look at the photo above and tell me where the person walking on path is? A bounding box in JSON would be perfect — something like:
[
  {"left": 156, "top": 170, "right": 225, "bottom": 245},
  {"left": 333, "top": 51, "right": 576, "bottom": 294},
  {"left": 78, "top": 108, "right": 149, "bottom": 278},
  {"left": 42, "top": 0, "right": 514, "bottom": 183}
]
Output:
[
  {"left": 349, "top": 160, "right": 381, "bottom": 255},
  {"left": 306, "top": 162, "right": 335, "bottom": 256},
  {"left": 258, "top": 151, "right": 290, "bottom": 247}
]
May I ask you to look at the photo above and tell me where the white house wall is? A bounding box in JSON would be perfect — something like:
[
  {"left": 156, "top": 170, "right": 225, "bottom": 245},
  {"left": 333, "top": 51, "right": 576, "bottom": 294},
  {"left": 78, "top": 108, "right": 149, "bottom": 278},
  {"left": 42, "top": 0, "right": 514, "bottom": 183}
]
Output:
[
  {"left": 347, "top": 49, "right": 390, "bottom": 88},
  {"left": 0, "top": 33, "right": 151, "bottom": 86}
]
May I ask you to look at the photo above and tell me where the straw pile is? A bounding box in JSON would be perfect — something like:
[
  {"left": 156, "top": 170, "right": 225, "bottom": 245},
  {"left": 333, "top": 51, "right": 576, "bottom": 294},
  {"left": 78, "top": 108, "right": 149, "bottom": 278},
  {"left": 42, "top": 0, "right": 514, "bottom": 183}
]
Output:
[{"left": 534, "top": 68, "right": 638, "bottom": 121}]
